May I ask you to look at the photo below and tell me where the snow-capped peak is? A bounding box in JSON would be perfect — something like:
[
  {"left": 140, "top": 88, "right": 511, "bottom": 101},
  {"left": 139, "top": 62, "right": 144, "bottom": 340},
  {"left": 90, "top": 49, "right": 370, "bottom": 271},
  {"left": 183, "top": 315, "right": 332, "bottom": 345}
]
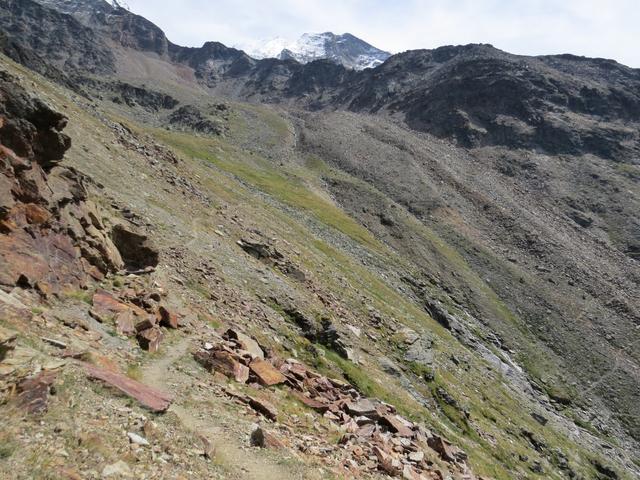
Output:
[{"left": 238, "top": 32, "right": 391, "bottom": 70}]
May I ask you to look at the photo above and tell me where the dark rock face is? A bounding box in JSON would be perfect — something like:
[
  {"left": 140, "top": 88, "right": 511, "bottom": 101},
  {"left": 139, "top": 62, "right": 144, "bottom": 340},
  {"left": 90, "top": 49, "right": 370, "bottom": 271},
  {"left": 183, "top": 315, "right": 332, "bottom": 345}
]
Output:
[
  {"left": 0, "top": 71, "right": 123, "bottom": 295},
  {"left": 0, "top": 0, "right": 115, "bottom": 75},
  {"left": 78, "top": 78, "right": 179, "bottom": 111},
  {"left": 110, "top": 224, "right": 158, "bottom": 271},
  {"left": 343, "top": 45, "right": 640, "bottom": 159},
  {"left": 168, "top": 106, "right": 222, "bottom": 135}
]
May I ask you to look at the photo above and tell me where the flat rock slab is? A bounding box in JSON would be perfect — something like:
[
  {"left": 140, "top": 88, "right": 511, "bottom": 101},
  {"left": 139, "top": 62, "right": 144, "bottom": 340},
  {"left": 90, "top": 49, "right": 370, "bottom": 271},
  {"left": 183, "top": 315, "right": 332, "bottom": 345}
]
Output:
[
  {"left": 291, "top": 390, "right": 329, "bottom": 411},
  {"left": 91, "top": 290, "right": 146, "bottom": 322},
  {"left": 347, "top": 398, "right": 378, "bottom": 417},
  {"left": 83, "top": 362, "right": 172, "bottom": 413},
  {"left": 208, "top": 350, "right": 250, "bottom": 383},
  {"left": 224, "top": 329, "right": 264, "bottom": 360},
  {"left": 247, "top": 395, "right": 278, "bottom": 421},
  {"left": 381, "top": 414, "right": 414, "bottom": 437},
  {"left": 249, "top": 359, "right": 286, "bottom": 386}
]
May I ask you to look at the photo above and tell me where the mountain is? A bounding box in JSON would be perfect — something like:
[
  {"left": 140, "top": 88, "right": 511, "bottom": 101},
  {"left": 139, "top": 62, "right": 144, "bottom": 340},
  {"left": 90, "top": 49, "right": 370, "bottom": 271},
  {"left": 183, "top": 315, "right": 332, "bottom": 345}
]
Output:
[
  {"left": 0, "top": 0, "right": 639, "bottom": 479},
  {"left": 242, "top": 32, "right": 392, "bottom": 70}
]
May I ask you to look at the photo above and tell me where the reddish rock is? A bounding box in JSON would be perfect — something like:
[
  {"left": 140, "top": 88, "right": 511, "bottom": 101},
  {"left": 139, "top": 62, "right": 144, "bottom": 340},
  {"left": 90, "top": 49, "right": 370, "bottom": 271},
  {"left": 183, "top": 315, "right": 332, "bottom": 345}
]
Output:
[
  {"left": 83, "top": 352, "right": 121, "bottom": 373},
  {"left": 0, "top": 78, "right": 130, "bottom": 297},
  {"left": 381, "top": 414, "right": 414, "bottom": 437},
  {"left": 137, "top": 327, "right": 164, "bottom": 353},
  {"left": 250, "top": 427, "right": 284, "bottom": 448},
  {"left": 196, "top": 349, "right": 250, "bottom": 383},
  {"left": 402, "top": 464, "right": 422, "bottom": 480},
  {"left": 24, "top": 203, "right": 50, "bottom": 224},
  {"left": 134, "top": 316, "right": 157, "bottom": 333},
  {"left": 224, "top": 329, "right": 264, "bottom": 359},
  {"left": 347, "top": 398, "right": 378, "bottom": 417},
  {"left": 0, "top": 228, "right": 83, "bottom": 295},
  {"left": 249, "top": 359, "right": 286, "bottom": 386},
  {"left": 428, "top": 435, "right": 459, "bottom": 463},
  {"left": 92, "top": 290, "right": 146, "bottom": 322},
  {"left": 356, "top": 423, "right": 376, "bottom": 438},
  {"left": 291, "top": 390, "right": 329, "bottom": 411},
  {"left": 115, "top": 310, "right": 135, "bottom": 336},
  {"left": 374, "top": 446, "right": 402, "bottom": 476},
  {"left": 247, "top": 396, "right": 278, "bottom": 421},
  {"left": 158, "top": 305, "right": 179, "bottom": 329},
  {"left": 17, "top": 370, "right": 57, "bottom": 414},
  {"left": 84, "top": 362, "right": 172, "bottom": 412}
]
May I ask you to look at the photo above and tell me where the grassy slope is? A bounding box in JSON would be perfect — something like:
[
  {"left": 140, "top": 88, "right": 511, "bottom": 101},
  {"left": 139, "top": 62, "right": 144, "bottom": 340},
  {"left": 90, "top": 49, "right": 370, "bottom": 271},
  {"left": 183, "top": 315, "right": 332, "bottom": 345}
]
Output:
[
  {"left": 145, "top": 113, "right": 623, "bottom": 479},
  {"left": 1, "top": 54, "right": 633, "bottom": 478}
]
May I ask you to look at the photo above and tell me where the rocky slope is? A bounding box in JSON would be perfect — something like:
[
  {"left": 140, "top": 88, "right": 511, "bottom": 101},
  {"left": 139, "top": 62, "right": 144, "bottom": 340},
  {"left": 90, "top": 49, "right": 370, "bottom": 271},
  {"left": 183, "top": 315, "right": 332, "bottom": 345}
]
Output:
[{"left": 0, "top": 0, "right": 639, "bottom": 479}]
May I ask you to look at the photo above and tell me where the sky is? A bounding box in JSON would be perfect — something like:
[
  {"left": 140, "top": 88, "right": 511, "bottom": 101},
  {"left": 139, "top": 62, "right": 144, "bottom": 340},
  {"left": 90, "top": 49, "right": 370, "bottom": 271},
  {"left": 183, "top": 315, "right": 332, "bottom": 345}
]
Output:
[{"left": 124, "top": 0, "right": 640, "bottom": 67}]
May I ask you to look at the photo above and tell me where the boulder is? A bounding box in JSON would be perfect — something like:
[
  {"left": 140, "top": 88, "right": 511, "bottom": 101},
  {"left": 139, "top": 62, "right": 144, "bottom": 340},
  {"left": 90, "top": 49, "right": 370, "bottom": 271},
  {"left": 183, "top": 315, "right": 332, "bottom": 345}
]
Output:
[
  {"left": 374, "top": 446, "right": 402, "bottom": 476},
  {"left": 17, "top": 370, "right": 57, "bottom": 414},
  {"left": 428, "top": 435, "right": 461, "bottom": 463},
  {"left": 224, "top": 329, "right": 264, "bottom": 360},
  {"left": 247, "top": 396, "right": 278, "bottom": 421},
  {"left": 137, "top": 327, "right": 164, "bottom": 353},
  {"left": 249, "top": 359, "right": 286, "bottom": 386},
  {"left": 158, "top": 305, "right": 179, "bottom": 329},
  {"left": 347, "top": 398, "right": 378, "bottom": 418},
  {"left": 84, "top": 362, "right": 172, "bottom": 412},
  {"left": 110, "top": 225, "right": 159, "bottom": 271},
  {"left": 199, "top": 350, "right": 250, "bottom": 383},
  {"left": 91, "top": 290, "right": 146, "bottom": 322},
  {"left": 250, "top": 427, "right": 284, "bottom": 449},
  {"left": 381, "top": 414, "right": 414, "bottom": 437},
  {"left": 115, "top": 310, "right": 135, "bottom": 336}
]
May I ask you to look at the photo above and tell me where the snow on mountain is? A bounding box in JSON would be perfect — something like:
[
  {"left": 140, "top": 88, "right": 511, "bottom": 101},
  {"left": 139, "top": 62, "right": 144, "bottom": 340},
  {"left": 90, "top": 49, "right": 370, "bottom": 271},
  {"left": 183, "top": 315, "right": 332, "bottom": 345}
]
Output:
[
  {"left": 239, "top": 32, "right": 391, "bottom": 70},
  {"left": 36, "top": 0, "right": 116, "bottom": 17},
  {"left": 241, "top": 37, "right": 290, "bottom": 60}
]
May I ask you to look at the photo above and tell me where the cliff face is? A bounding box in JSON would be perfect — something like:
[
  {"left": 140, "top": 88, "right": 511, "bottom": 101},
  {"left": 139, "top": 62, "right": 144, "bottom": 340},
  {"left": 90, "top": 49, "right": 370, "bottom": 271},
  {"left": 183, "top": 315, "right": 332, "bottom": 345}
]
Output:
[{"left": 0, "top": 70, "right": 157, "bottom": 295}]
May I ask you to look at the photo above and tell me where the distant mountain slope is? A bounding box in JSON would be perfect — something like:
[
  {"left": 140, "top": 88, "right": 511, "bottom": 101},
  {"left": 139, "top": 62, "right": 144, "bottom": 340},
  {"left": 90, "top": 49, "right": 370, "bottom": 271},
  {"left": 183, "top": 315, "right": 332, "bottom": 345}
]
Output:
[
  {"left": 2, "top": 1, "right": 640, "bottom": 469},
  {"left": 242, "top": 32, "right": 392, "bottom": 70}
]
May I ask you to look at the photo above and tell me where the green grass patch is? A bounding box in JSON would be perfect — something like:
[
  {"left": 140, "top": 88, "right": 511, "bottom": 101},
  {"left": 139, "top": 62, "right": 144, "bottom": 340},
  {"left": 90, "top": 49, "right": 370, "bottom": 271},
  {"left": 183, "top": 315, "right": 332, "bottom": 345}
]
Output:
[
  {"left": 62, "top": 289, "right": 93, "bottom": 304},
  {"left": 126, "top": 364, "right": 143, "bottom": 381},
  {"left": 153, "top": 130, "right": 384, "bottom": 252}
]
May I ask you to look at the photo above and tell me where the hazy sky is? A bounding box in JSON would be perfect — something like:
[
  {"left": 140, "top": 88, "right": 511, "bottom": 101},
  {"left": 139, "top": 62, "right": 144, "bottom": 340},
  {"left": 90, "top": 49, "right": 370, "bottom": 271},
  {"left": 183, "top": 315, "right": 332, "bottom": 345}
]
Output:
[{"left": 125, "top": 0, "right": 640, "bottom": 67}]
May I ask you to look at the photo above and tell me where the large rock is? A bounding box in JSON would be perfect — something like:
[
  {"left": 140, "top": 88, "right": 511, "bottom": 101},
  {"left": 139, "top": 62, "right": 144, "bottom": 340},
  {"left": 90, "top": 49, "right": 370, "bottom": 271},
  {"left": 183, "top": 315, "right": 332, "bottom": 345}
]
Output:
[
  {"left": 0, "top": 72, "right": 126, "bottom": 295},
  {"left": 224, "top": 329, "right": 264, "bottom": 360},
  {"left": 249, "top": 359, "right": 286, "bottom": 386},
  {"left": 84, "top": 362, "right": 173, "bottom": 412}
]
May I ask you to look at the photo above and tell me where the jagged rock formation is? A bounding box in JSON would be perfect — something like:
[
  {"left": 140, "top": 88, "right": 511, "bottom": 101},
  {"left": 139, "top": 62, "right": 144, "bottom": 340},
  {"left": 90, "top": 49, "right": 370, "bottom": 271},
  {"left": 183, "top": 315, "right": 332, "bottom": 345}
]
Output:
[{"left": 0, "top": 71, "right": 155, "bottom": 295}]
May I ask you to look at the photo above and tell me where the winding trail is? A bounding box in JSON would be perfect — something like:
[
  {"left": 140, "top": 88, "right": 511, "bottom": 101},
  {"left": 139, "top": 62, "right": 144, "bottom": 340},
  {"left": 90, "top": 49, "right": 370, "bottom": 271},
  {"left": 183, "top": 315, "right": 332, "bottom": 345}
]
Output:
[{"left": 141, "top": 337, "right": 312, "bottom": 480}]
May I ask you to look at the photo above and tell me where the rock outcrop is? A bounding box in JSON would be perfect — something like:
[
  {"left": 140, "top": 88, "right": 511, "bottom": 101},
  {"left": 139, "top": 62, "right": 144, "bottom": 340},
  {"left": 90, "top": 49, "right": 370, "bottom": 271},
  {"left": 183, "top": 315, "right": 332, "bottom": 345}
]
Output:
[{"left": 0, "top": 71, "right": 144, "bottom": 295}]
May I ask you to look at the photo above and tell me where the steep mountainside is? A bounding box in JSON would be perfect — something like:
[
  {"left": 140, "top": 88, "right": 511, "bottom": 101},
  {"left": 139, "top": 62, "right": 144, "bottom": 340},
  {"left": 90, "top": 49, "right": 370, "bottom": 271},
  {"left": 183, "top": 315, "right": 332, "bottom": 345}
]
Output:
[{"left": 0, "top": 1, "right": 639, "bottom": 479}]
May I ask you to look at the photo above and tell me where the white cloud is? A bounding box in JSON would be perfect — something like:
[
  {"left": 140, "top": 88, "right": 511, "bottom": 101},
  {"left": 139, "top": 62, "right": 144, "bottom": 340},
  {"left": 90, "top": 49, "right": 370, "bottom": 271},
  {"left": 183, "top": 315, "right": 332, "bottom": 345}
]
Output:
[{"left": 125, "top": 0, "right": 640, "bottom": 67}]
